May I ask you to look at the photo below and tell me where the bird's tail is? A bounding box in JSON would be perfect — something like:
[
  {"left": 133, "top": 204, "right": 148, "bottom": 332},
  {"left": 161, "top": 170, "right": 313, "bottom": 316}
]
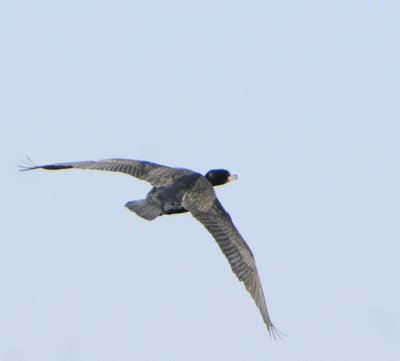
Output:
[{"left": 125, "top": 200, "right": 162, "bottom": 221}]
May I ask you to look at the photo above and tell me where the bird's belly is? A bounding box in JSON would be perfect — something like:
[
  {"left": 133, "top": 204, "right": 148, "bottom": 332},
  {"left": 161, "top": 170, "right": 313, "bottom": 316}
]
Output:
[
  {"left": 147, "top": 185, "right": 187, "bottom": 215},
  {"left": 163, "top": 207, "right": 188, "bottom": 215},
  {"left": 159, "top": 196, "right": 186, "bottom": 214}
]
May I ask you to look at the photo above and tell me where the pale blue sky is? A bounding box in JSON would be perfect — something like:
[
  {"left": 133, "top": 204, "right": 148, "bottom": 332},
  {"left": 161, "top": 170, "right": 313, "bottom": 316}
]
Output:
[{"left": 1, "top": 1, "right": 400, "bottom": 360}]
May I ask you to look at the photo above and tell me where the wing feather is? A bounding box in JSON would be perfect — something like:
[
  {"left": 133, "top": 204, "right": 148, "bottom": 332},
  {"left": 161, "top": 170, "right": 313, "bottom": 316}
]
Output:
[
  {"left": 19, "top": 158, "right": 192, "bottom": 187},
  {"left": 187, "top": 196, "right": 280, "bottom": 338}
]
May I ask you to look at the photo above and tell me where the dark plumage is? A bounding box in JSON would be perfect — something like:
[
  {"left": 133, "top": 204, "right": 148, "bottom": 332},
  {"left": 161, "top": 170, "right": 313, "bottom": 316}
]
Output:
[{"left": 19, "top": 158, "right": 280, "bottom": 338}]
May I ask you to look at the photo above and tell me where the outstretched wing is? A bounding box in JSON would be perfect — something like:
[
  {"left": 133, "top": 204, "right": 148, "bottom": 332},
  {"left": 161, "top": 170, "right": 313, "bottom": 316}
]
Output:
[
  {"left": 184, "top": 189, "right": 280, "bottom": 338},
  {"left": 19, "top": 158, "right": 193, "bottom": 187}
]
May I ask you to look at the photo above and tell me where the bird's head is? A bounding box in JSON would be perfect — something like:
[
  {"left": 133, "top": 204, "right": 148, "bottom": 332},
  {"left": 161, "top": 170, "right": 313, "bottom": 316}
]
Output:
[{"left": 205, "top": 169, "right": 238, "bottom": 186}]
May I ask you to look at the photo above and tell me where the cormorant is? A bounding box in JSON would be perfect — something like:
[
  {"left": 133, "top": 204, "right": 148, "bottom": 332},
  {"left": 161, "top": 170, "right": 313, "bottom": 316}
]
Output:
[{"left": 20, "top": 158, "right": 280, "bottom": 338}]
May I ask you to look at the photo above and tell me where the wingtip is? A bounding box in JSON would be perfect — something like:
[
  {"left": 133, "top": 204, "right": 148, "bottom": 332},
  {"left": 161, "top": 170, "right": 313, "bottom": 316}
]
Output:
[
  {"left": 18, "top": 156, "right": 39, "bottom": 171},
  {"left": 267, "top": 324, "right": 287, "bottom": 342}
]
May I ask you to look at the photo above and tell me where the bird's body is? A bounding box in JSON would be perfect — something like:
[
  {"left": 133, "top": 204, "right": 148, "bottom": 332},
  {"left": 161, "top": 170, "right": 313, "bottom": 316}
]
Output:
[
  {"left": 128, "top": 173, "right": 201, "bottom": 219},
  {"left": 20, "top": 157, "right": 280, "bottom": 338}
]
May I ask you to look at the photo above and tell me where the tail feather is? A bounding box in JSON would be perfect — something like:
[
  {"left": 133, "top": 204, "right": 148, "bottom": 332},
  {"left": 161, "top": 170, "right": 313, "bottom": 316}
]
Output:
[{"left": 125, "top": 200, "right": 162, "bottom": 221}]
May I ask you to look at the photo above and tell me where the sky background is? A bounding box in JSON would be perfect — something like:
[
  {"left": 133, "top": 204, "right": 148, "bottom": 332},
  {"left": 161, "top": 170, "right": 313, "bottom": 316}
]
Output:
[{"left": 1, "top": 1, "right": 400, "bottom": 360}]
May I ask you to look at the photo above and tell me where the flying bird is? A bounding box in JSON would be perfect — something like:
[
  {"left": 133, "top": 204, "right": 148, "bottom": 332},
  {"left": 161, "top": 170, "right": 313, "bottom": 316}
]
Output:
[{"left": 20, "top": 158, "right": 280, "bottom": 338}]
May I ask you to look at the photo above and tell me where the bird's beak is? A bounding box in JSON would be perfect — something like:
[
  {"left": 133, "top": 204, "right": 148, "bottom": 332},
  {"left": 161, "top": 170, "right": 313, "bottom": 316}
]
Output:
[{"left": 228, "top": 174, "right": 238, "bottom": 182}]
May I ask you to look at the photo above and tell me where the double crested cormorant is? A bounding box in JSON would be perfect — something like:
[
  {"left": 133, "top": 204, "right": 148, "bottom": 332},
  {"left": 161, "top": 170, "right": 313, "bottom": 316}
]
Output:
[{"left": 20, "top": 158, "right": 280, "bottom": 338}]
